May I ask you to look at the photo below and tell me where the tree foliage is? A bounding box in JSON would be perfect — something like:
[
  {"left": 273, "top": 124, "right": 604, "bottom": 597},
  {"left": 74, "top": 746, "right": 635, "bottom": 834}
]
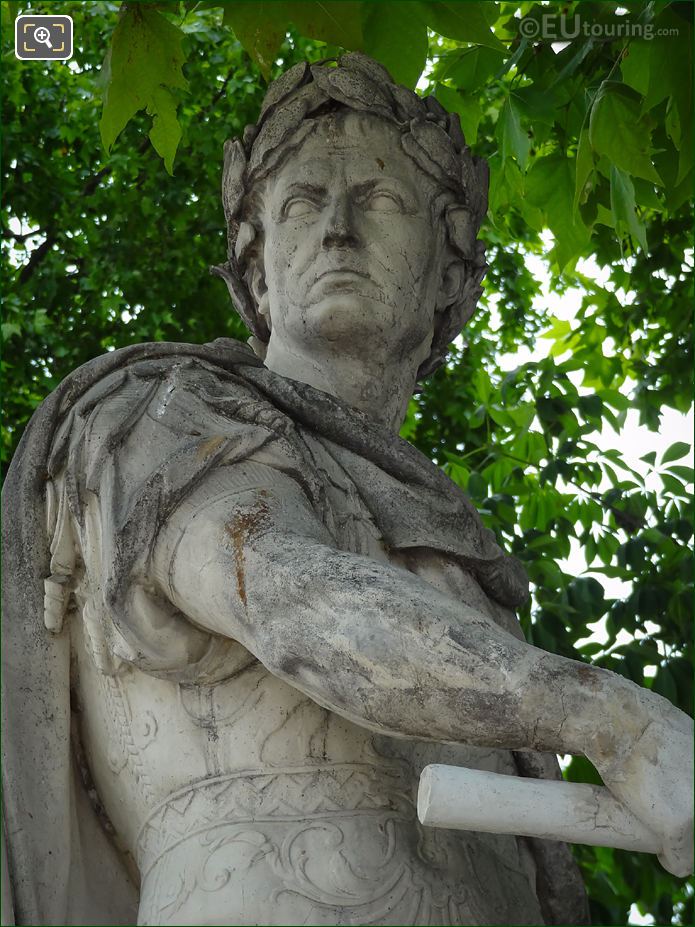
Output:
[{"left": 2, "top": 2, "right": 692, "bottom": 923}]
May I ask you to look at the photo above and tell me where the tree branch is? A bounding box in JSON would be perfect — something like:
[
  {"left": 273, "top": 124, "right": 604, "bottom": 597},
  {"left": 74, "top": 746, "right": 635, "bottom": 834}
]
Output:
[
  {"left": 207, "top": 67, "right": 236, "bottom": 110},
  {"left": 18, "top": 236, "right": 54, "bottom": 285}
]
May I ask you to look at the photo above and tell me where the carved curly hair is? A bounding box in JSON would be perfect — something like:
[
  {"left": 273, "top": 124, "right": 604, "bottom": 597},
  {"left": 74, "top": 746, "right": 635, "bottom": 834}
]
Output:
[{"left": 211, "top": 52, "right": 489, "bottom": 380}]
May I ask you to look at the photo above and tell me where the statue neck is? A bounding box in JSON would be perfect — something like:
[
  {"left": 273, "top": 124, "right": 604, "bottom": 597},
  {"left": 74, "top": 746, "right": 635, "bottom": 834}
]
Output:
[{"left": 263, "top": 338, "right": 421, "bottom": 433}]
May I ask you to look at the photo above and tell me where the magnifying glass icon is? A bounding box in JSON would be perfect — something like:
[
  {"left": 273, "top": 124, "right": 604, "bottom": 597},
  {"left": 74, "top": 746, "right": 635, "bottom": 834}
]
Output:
[{"left": 34, "top": 25, "right": 53, "bottom": 49}]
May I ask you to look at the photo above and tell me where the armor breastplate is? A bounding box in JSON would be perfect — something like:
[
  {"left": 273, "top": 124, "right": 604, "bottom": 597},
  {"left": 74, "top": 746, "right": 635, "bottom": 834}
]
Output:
[
  {"left": 74, "top": 614, "right": 541, "bottom": 926},
  {"left": 69, "top": 423, "right": 541, "bottom": 925}
]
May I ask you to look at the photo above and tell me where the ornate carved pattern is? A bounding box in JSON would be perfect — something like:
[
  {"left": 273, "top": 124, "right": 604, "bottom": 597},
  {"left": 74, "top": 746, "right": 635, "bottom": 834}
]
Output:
[
  {"left": 136, "top": 762, "right": 414, "bottom": 876},
  {"left": 149, "top": 820, "right": 418, "bottom": 924},
  {"left": 137, "top": 815, "right": 490, "bottom": 925},
  {"left": 98, "top": 671, "right": 157, "bottom": 803}
]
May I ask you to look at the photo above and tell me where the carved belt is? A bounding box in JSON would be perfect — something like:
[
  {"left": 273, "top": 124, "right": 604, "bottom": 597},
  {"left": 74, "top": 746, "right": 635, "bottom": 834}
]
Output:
[{"left": 136, "top": 762, "right": 414, "bottom": 877}]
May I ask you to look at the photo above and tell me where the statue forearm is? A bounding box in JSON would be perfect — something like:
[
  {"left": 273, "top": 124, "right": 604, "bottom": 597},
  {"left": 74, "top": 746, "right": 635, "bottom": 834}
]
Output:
[
  {"left": 153, "top": 477, "right": 693, "bottom": 880},
  {"left": 152, "top": 475, "right": 656, "bottom": 763},
  {"left": 239, "top": 532, "right": 653, "bottom": 761}
]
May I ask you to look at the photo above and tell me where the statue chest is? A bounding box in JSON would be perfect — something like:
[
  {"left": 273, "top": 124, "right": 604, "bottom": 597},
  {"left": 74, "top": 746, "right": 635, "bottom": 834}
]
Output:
[
  {"left": 73, "top": 622, "right": 400, "bottom": 854},
  {"left": 74, "top": 631, "right": 538, "bottom": 927},
  {"left": 72, "top": 566, "right": 537, "bottom": 927}
]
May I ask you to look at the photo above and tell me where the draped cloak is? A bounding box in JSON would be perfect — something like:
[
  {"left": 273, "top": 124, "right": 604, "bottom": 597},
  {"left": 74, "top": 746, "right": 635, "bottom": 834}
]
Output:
[{"left": 1, "top": 338, "right": 590, "bottom": 926}]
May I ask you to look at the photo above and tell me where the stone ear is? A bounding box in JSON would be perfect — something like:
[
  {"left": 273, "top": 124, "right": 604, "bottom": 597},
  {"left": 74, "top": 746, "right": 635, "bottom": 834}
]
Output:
[
  {"left": 248, "top": 260, "right": 270, "bottom": 324},
  {"left": 436, "top": 258, "right": 466, "bottom": 313},
  {"left": 445, "top": 205, "right": 477, "bottom": 260},
  {"left": 236, "top": 220, "right": 270, "bottom": 324}
]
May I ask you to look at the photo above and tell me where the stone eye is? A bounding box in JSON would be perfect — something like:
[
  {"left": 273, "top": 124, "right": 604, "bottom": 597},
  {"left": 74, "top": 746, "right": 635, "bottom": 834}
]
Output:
[
  {"left": 283, "top": 198, "right": 317, "bottom": 219},
  {"left": 367, "top": 192, "right": 401, "bottom": 213}
]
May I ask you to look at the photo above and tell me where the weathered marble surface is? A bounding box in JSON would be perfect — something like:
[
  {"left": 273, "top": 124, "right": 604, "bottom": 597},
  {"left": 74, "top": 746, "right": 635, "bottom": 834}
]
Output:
[
  {"left": 2, "top": 52, "right": 692, "bottom": 927},
  {"left": 418, "top": 765, "right": 661, "bottom": 853}
]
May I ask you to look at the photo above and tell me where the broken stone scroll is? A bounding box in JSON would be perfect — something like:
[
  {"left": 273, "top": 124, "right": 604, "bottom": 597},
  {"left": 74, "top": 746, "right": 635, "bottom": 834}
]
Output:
[{"left": 418, "top": 764, "right": 660, "bottom": 853}]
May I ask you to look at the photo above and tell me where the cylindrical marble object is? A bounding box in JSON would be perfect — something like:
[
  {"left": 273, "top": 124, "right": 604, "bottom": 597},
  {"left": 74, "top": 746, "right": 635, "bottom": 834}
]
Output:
[{"left": 418, "top": 764, "right": 660, "bottom": 855}]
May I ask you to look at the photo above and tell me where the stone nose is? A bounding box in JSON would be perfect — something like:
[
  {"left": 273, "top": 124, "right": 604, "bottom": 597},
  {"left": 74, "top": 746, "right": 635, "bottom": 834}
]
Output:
[{"left": 320, "top": 192, "right": 360, "bottom": 250}]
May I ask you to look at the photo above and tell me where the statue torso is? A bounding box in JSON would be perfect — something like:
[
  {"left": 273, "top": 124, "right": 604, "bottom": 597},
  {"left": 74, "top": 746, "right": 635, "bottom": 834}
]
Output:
[
  {"left": 57, "top": 357, "right": 543, "bottom": 925},
  {"left": 73, "top": 592, "right": 541, "bottom": 926}
]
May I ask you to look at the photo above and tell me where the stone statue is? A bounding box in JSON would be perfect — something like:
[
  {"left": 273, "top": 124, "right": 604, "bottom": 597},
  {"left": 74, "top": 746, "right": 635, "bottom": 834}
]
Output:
[{"left": 2, "top": 53, "right": 692, "bottom": 927}]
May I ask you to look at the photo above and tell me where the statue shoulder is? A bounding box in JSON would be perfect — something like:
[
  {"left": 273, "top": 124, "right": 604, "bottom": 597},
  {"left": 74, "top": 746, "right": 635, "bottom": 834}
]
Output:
[
  {"left": 54, "top": 337, "right": 260, "bottom": 410},
  {"left": 46, "top": 339, "right": 263, "bottom": 460}
]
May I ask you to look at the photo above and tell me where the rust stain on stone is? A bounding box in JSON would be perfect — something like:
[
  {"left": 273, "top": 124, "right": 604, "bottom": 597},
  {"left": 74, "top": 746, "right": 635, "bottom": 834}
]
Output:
[
  {"left": 197, "top": 435, "right": 226, "bottom": 460},
  {"left": 225, "top": 493, "right": 270, "bottom": 608}
]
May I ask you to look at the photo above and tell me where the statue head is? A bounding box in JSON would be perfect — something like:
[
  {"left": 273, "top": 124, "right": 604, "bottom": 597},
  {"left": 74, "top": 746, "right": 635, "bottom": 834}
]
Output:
[{"left": 213, "top": 53, "right": 489, "bottom": 380}]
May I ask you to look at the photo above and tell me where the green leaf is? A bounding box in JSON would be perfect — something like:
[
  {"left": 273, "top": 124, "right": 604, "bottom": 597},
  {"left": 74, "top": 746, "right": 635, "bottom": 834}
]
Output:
[
  {"left": 578, "top": 394, "right": 603, "bottom": 421},
  {"left": 147, "top": 86, "right": 182, "bottom": 176},
  {"left": 487, "top": 405, "right": 513, "bottom": 427},
  {"left": 526, "top": 154, "right": 591, "bottom": 270},
  {"left": 574, "top": 126, "right": 594, "bottom": 213},
  {"left": 222, "top": 2, "right": 287, "bottom": 78},
  {"left": 100, "top": 6, "right": 189, "bottom": 173},
  {"left": 435, "top": 45, "right": 504, "bottom": 91},
  {"left": 498, "top": 95, "right": 529, "bottom": 171},
  {"left": 589, "top": 81, "right": 661, "bottom": 185},
  {"left": 467, "top": 471, "right": 487, "bottom": 499},
  {"left": 507, "top": 403, "right": 535, "bottom": 429},
  {"left": 520, "top": 431, "right": 547, "bottom": 468},
  {"left": 541, "top": 317, "right": 571, "bottom": 340},
  {"left": 224, "top": 2, "right": 364, "bottom": 78},
  {"left": 600, "top": 389, "right": 630, "bottom": 412},
  {"left": 445, "top": 460, "right": 470, "bottom": 489},
  {"left": 665, "top": 164, "right": 692, "bottom": 212},
  {"left": 414, "top": 1, "right": 505, "bottom": 51},
  {"left": 519, "top": 495, "right": 538, "bottom": 533},
  {"left": 661, "top": 441, "right": 690, "bottom": 465},
  {"left": 494, "top": 34, "right": 527, "bottom": 82},
  {"left": 652, "top": 665, "right": 678, "bottom": 705},
  {"left": 512, "top": 84, "right": 559, "bottom": 132},
  {"left": 472, "top": 366, "right": 492, "bottom": 403},
  {"left": 665, "top": 465, "right": 694, "bottom": 483},
  {"left": 620, "top": 40, "right": 651, "bottom": 97},
  {"left": 435, "top": 84, "right": 481, "bottom": 143},
  {"left": 660, "top": 473, "right": 687, "bottom": 498},
  {"left": 610, "top": 165, "right": 647, "bottom": 251},
  {"left": 552, "top": 38, "right": 594, "bottom": 86},
  {"left": 468, "top": 404, "right": 486, "bottom": 428},
  {"left": 285, "top": 2, "right": 363, "bottom": 50},
  {"left": 632, "top": 178, "right": 663, "bottom": 211},
  {"left": 1, "top": 322, "right": 21, "bottom": 340},
  {"left": 363, "top": 2, "right": 428, "bottom": 89},
  {"left": 644, "top": 24, "right": 692, "bottom": 132}
]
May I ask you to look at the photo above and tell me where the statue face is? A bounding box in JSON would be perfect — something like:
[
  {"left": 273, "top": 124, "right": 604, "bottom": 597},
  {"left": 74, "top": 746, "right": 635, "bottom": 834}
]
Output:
[{"left": 256, "top": 113, "right": 445, "bottom": 362}]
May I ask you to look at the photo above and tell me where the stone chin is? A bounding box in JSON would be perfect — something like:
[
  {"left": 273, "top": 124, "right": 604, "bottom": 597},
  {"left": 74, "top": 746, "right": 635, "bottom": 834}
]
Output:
[
  {"left": 292, "top": 292, "right": 430, "bottom": 357},
  {"left": 278, "top": 273, "right": 382, "bottom": 333}
]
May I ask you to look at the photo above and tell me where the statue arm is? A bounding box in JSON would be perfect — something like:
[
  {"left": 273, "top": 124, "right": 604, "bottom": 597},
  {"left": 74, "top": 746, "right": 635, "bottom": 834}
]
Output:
[{"left": 152, "top": 463, "right": 693, "bottom": 875}]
